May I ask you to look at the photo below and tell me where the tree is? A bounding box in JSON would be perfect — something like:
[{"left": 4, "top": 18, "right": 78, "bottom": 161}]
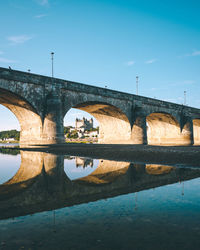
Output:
[
  {"left": 64, "top": 126, "right": 71, "bottom": 134},
  {"left": 0, "top": 130, "right": 20, "bottom": 141}
]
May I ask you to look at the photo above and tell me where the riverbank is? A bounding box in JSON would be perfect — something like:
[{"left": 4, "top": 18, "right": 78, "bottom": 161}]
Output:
[{"left": 11, "top": 144, "right": 200, "bottom": 167}]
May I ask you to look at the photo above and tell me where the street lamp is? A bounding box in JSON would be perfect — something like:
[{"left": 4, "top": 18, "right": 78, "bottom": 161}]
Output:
[
  {"left": 184, "top": 91, "right": 186, "bottom": 105},
  {"left": 51, "top": 52, "right": 54, "bottom": 78},
  {"left": 136, "top": 76, "right": 139, "bottom": 95}
]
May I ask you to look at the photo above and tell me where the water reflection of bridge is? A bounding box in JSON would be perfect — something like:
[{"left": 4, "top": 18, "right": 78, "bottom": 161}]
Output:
[{"left": 0, "top": 151, "right": 200, "bottom": 220}]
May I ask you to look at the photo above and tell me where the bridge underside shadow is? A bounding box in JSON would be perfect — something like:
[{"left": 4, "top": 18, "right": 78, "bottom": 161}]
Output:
[
  {"left": 72, "top": 102, "right": 133, "bottom": 144},
  {"left": 193, "top": 119, "right": 200, "bottom": 145},
  {"left": 0, "top": 89, "right": 43, "bottom": 145},
  {"left": 147, "top": 113, "right": 193, "bottom": 146}
]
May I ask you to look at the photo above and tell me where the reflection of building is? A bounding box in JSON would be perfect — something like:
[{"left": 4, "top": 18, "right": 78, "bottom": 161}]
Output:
[
  {"left": 75, "top": 117, "right": 93, "bottom": 132},
  {"left": 64, "top": 156, "right": 75, "bottom": 160},
  {"left": 75, "top": 157, "right": 93, "bottom": 168}
]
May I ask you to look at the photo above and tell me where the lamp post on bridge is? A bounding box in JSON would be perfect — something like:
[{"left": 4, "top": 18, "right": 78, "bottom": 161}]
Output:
[
  {"left": 184, "top": 91, "right": 186, "bottom": 105},
  {"left": 51, "top": 52, "right": 54, "bottom": 78},
  {"left": 136, "top": 76, "right": 139, "bottom": 95}
]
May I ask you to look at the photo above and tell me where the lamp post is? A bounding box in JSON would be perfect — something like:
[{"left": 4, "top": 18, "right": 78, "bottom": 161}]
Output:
[
  {"left": 184, "top": 91, "right": 186, "bottom": 105},
  {"left": 51, "top": 52, "right": 54, "bottom": 78},
  {"left": 136, "top": 76, "right": 139, "bottom": 95}
]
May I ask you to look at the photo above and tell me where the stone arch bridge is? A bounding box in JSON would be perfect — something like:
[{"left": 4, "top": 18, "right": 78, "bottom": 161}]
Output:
[{"left": 0, "top": 67, "right": 200, "bottom": 146}]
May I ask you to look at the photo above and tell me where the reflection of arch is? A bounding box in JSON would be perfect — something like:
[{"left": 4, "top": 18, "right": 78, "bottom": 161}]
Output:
[
  {"left": 193, "top": 119, "right": 200, "bottom": 145},
  {"left": 147, "top": 112, "right": 192, "bottom": 145},
  {"left": 65, "top": 101, "right": 132, "bottom": 144},
  {"left": 145, "top": 164, "right": 174, "bottom": 175},
  {"left": 1, "top": 158, "right": 200, "bottom": 220},
  {"left": 0, "top": 152, "right": 71, "bottom": 200},
  {"left": 0, "top": 151, "right": 43, "bottom": 199},
  {"left": 5, "top": 151, "right": 43, "bottom": 184},
  {"left": 75, "top": 160, "right": 130, "bottom": 185},
  {"left": 0, "top": 88, "right": 42, "bottom": 145},
  {"left": 0, "top": 151, "right": 20, "bottom": 185}
]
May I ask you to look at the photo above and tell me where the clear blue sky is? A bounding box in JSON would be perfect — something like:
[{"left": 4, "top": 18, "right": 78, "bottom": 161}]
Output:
[{"left": 0, "top": 0, "right": 200, "bottom": 130}]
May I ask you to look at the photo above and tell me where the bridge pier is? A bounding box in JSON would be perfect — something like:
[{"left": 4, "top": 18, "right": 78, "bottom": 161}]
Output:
[
  {"left": 42, "top": 91, "right": 65, "bottom": 144},
  {"left": 181, "top": 118, "right": 194, "bottom": 145},
  {"left": 19, "top": 111, "right": 43, "bottom": 146},
  {"left": 131, "top": 116, "right": 147, "bottom": 145}
]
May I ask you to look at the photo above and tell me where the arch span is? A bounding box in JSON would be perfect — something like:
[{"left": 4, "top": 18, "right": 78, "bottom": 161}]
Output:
[
  {"left": 147, "top": 112, "right": 193, "bottom": 145},
  {"left": 65, "top": 101, "right": 132, "bottom": 144},
  {"left": 193, "top": 119, "right": 200, "bottom": 145},
  {"left": 0, "top": 88, "right": 43, "bottom": 145}
]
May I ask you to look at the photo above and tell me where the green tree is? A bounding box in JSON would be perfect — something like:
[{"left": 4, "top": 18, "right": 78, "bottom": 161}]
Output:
[{"left": 0, "top": 130, "right": 20, "bottom": 141}]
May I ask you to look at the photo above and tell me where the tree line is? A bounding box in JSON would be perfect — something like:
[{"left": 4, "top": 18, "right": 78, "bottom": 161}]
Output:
[{"left": 0, "top": 130, "right": 20, "bottom": 141}]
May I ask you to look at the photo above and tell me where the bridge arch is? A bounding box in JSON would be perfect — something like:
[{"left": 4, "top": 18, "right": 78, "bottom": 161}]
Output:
[
  {"left": 146, "top": 112, "right": 193, "bottom": 145},
  {"left": 64, "top": 101, "right": 133, "bottom": 144},
  {"left": 193, "top": 119, "right": 200, "bottom": 145},
  {"left": 0, "top": 88, "right": 43, "bottom": 145}
]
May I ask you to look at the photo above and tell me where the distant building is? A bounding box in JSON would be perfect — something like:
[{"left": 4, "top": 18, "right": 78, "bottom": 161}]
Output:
[
  {"left": 64, "top": 117, "right": 98, "bottom": 140},
  {"left": 88, "top": 130, "right": 98, "bottom": 137},
  {"left": 69, "top": 128, "right": 75, "bottom": 133},
  {"left": 75, "top": 117, "right": 93, "bottom": 132}
]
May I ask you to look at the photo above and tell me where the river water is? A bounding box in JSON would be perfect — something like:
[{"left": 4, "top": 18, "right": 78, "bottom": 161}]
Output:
[{"left": 0, "top": 147, "right": 200, "bottom": 250}]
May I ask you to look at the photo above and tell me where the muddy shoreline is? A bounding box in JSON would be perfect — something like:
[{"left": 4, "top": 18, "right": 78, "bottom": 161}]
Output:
[{"left": 4, "top": 144, "right": 200, "bottom": 167}]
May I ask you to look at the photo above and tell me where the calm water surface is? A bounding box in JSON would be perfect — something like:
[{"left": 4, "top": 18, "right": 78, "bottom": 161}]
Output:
[
  {"left": 0, "top": 143, "right": 19, "bottom": 147},
  {"left": 0, "top": 148, "right": 200, "bottom": 250}
]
